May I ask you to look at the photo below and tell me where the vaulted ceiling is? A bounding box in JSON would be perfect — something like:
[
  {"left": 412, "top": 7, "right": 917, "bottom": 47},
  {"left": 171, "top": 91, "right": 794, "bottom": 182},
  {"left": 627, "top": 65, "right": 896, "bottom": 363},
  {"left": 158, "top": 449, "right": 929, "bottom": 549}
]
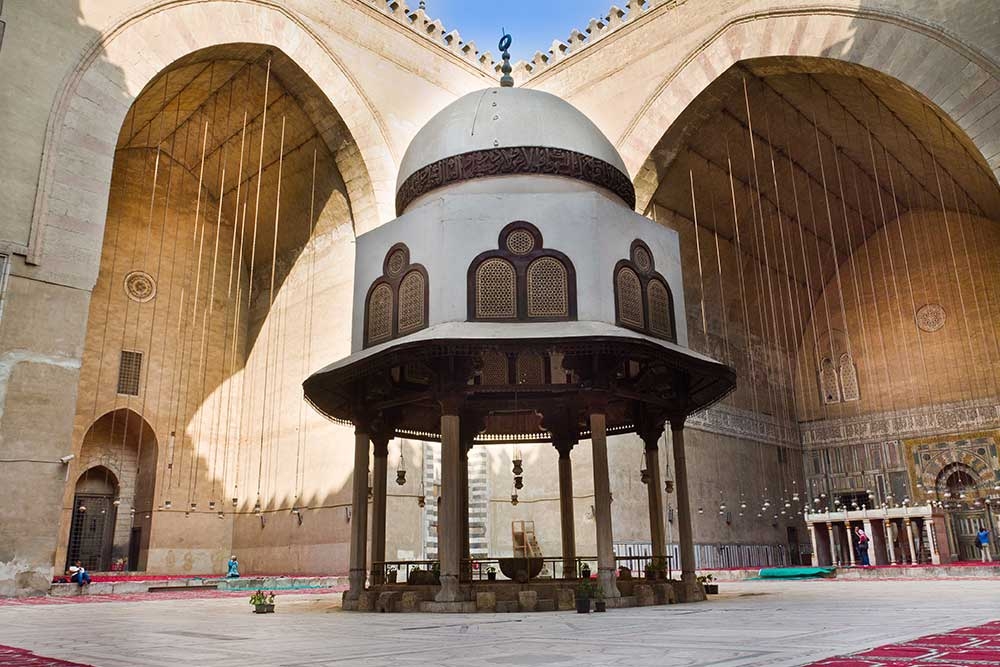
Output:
[{"left": 649, "top": 56, "right": 1000, "bottom": 303}]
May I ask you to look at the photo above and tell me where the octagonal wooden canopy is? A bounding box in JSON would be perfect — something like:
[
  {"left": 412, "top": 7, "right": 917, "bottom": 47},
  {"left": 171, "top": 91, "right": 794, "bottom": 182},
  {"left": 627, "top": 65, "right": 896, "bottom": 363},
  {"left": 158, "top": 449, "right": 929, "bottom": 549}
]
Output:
[{"left": 303, "top": 322, "right": 735, "bottom": 443}]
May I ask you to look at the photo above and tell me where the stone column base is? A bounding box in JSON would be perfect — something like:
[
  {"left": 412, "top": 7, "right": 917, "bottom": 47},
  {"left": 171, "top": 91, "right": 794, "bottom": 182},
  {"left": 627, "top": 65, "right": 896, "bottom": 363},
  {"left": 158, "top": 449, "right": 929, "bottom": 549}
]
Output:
[{"left": 434, "top": 574, "right": 462, "bottom": 602}]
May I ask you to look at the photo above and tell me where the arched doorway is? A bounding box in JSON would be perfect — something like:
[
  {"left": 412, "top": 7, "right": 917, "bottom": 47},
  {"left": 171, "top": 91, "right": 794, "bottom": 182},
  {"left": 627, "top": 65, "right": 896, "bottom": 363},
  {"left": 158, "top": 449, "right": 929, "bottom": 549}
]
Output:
[
  {"left": 937, "top": 463, "right": 989, "bottom": 561},
  {"left": 66, "top": 466, "right": 119, "bottom": 572},
  {"left": 66, "top": 409, "right": 158, "bottom": 572}
]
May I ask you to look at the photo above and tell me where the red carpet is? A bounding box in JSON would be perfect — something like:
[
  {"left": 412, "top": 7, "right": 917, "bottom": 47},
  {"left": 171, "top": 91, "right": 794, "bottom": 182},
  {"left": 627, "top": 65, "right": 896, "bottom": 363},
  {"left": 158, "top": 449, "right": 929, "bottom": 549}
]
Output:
[
  {"left": 805, "top": 620, "right": 1000, "bottom": 666},
  {"left": 0, "top": 586, "right": 346, "bottom": 607},
  {"left": 0, "top": 645, "right": 92, "bottom": 666}
]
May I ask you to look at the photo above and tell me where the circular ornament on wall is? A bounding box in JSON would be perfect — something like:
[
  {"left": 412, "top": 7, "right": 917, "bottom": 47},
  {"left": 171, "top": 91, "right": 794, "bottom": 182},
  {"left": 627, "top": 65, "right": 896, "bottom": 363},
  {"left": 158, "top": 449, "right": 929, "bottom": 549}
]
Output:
[
  {"left": 124, "top": 270, "right": 156, "bottom": 303},
  {"left": 386, "top": 249, "right": 407, "bottom": 276},
  {"left": 632, "top": 246, "right": 652, "bottom": 273},
  {"left": 915, "top": 303, "right": 945, "bottom": 333},
  {"left": 505, "top": 229, "right": 535, "bottom": 255}
]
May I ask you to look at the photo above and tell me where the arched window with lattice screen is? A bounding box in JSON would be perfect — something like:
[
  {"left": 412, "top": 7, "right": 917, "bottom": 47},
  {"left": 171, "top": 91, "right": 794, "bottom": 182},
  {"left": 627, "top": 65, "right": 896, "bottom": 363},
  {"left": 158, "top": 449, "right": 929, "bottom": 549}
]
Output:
[
  {"left": 647, "top": 279, "right": 674, "bottom": 340},
  {"left": 363, "top": 244, "right": 429, "bottom": 348},
  {"left": 614, "top": 240, "right": 677, "bottom": 343},
  {"left": 615, "top": 267, "right": 644, "bottom": 328},
  {"left": 839, "top": 353, "right": 860, "bottom": 402},
  {"left": 366, "top": 283, "right": 394, "bottom": 346},
  {"left": 397, "top": 270, "right": 427, "bottom": 335},
  {"left": 526, "top": 257, "right": 568, "bottom": 318},
  {"left": 468, "top": 222, "right": 576, "bottom": 322},
  {"left": 475, "top": 258, "right": 517, "bottom": 318}
]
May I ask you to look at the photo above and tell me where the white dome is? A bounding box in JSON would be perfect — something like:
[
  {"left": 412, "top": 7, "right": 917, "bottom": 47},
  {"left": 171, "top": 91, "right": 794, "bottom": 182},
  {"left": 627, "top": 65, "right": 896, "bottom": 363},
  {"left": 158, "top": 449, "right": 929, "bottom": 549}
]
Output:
[{"left": 395, "top": 87, "right": 633, "bottom": 213}]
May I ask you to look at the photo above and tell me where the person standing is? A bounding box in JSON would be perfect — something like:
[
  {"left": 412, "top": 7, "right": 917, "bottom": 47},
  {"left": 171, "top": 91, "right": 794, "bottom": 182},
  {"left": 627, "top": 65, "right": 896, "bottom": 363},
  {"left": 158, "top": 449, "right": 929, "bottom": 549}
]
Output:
[
  {"left": 855, "top": 527, "right": 870, "bottom": 567},
  {"left": 227, "top": 555, "right": 240, "bottom": 578},
  {"left": 977, "top": 527, "right": 991, "bottom": 563}
]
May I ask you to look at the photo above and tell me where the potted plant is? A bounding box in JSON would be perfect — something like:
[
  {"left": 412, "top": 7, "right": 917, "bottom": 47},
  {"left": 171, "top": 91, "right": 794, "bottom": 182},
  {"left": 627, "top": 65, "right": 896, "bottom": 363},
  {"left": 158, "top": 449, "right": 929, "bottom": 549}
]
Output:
[
  {"left": 579, "top": 563, "right": 591, "bottom": 580},
  {"left": 574, "top": 581, "right": 593, "bottom": 614},
  {"left": 697, "top": 573, "right": 718, "bottom": 595},
  {"left": 486, "top": 566, "right": 497, "bottom": 582},
  {"left": 431, "top": 561, "right": 441, "bottom": 585},
  {"left": 386, "top": 567, "right": 397, "bottom": 584},
  {"left": 593, "top": 586, "right": 606, "bottom": 613},
  {"left": 618, "top": 565, "right": 632, "bottom": 580},
  {"left": 645, "top": 558, "right": 666, "bottom": 581},
  {"left": 250, "top": 590, "right": 275, "bottom": 614}
]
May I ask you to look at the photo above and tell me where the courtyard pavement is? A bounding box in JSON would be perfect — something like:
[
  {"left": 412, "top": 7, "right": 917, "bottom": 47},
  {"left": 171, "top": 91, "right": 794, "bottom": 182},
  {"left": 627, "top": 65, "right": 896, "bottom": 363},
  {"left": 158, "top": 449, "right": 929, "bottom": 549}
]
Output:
[{"left": 0, "top": 578, "right": 997, "bottom": 666}]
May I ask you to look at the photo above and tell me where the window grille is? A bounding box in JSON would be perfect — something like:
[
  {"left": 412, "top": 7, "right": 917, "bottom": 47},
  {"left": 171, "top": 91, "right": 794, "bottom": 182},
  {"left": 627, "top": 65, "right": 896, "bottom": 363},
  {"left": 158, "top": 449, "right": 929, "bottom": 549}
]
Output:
[
  {"left": 480, "top": 350, "right": 509, "bottom": 385},
  {"left": 475, "top": 258, "right": 516, "bottom": 318},
  {"left": 397, "top": 271, "right": 426, "bottom": 334},
  {"left": 526, "top": 257, "right": 568, "bottom": 318},
  {"left": 646, "top": 279, "right": 673, "bottom": 338},
  {"left": 616, "top": 267, "right": 643, "bottom": 328},
  {"left": 838, "top": 353, "right": 860, "bottom": 401},
  {"left": 367, "top": 283, "right": 394, "bottom": 345},
  {"left": 516, "top": 351, "right": 545, "bottom": 385},
  {"left": 117, "top": 350, "right": 142, "bottom": 396}
]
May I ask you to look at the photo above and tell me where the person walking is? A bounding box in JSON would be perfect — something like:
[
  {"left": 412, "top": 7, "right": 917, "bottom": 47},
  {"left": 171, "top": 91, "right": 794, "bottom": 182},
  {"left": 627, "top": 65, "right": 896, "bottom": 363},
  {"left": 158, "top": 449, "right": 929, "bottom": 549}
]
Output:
[
  {"left": 855, "top": 527, "right": 871, "bottom": 566},
  {"left": 977, "top": 527, "right": 991, "bottom": 563}
]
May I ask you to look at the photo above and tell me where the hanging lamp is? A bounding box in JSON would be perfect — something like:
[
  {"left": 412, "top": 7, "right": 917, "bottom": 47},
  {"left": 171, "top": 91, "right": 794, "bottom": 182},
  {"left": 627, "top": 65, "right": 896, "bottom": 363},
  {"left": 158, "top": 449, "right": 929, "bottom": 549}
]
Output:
[{"left": 396, "top": 443, "right": 407, "bottom": 485}]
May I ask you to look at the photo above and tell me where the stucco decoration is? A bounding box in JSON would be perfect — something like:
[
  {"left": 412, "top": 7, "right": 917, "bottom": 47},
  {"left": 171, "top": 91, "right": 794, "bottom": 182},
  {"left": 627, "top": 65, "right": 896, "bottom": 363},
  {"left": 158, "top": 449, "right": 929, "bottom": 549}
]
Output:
[
  {"left": 916, "top": 304, "right": 946, "bottom": 332},
  {"left": 123, "top": 271, "right": 156, "bottom": 303}
]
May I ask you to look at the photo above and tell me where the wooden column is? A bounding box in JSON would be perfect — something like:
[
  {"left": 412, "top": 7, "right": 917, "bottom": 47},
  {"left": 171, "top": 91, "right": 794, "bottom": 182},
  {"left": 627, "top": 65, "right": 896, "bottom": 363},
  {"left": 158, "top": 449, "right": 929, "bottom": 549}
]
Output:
[
  {"left": 370, "top": 435, "right": 390, "bottom": 585},
  {"left": 346, "top": 425, "right": 371, "bottom": 601},
  {"left": 590, "top": 408, "right": 620, "bottom": 598},
  {"left": 436, "top": 399, "right": 463, "bottom": 602},
  {"left": 640, "top": 426, "right": 667, "bottom": 565},
  {"left": 670, "top": 418, "right": 697, "bottom": 588},
  {"left": 554, "top": 437, "right": 577, "bottom": 578}
]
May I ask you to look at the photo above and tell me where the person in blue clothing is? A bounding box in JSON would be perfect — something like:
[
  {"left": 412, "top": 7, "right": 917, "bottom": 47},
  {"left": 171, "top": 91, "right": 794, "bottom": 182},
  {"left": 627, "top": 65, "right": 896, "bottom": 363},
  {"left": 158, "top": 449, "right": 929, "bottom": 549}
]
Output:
[
  {"left": 227, "top": 555, "right": 240, "bottom": 578},
  {"left": 977, "top": 527, "right": 991, "bottom": 563}
]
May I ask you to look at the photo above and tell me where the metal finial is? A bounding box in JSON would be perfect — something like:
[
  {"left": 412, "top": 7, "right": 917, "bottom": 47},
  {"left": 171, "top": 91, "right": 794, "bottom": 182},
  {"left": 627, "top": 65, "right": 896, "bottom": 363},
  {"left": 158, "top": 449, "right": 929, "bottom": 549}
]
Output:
[
  {"left": 419, "top": 1, "right": 426, "bottom": 9},
  {"left": 499, "top": 30, "right": 513, "bottom": 87}
]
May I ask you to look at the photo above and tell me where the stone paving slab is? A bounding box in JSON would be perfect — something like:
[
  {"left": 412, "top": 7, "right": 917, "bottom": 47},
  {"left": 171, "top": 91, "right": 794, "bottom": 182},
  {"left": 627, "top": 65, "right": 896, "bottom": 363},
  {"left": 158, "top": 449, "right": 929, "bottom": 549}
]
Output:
[{"left": 0, "top": 579, "right": 997, "bottom": 666}]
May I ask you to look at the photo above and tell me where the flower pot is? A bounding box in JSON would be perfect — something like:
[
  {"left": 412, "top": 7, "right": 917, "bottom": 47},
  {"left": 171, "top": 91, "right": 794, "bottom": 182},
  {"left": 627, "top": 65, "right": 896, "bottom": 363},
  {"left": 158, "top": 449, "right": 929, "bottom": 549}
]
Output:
[
  {"left": 645, "top": 570, "right": 655, "bottom": 580},
  {"left": 575, "top": 598, "right": 591, "bottom": 614},
  {"left": 704, "top": 584, "right": 718, "bottom": 595},
  {"left": 580, "top": 569, "right": 591, "bottom": 580},
  {"left": 253, "top": 603, "right": 275, "bottom": 614},
  {"left": 595, "top": 600, "right": 606, "bottom": 612},
  {"left": 386, "top": 571, "right": 397, "bottom": 584},
  {"left": 486, "top": 572, "right": 496, "bottom": 581}
]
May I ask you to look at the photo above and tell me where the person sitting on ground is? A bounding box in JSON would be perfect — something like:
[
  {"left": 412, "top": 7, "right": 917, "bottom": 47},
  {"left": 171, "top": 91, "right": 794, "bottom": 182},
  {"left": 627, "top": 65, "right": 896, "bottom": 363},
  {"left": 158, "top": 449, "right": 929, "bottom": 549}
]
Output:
[
  {"left": 977, "top": 526, "right": 991, "bottom": 563},
  {"left": 854, "top": 527, "right": 870, "bottom": 566},
  {"left": 227, "top": 555, "right": 240, "bottom": 578},
  {"left": 67, "top": 561, "right": 91, "bottom": 586}
]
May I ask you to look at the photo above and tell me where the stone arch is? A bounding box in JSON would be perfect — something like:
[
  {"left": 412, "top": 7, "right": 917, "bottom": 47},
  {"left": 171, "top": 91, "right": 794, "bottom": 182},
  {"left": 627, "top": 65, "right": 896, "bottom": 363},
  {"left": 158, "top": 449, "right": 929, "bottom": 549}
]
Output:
[
  {"left": 625, "top": 8, "right": 1000, "bottom": 213},
  {"left": 63, "top": 408, "right": 159, "bottom": 571},
  {"left": 28, "top": 0, "right": 395, "bottom": 284}
]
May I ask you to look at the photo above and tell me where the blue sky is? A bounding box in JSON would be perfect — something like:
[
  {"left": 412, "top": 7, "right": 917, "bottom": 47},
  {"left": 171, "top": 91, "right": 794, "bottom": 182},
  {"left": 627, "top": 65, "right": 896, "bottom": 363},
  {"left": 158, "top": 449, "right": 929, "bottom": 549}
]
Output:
[{"left": 416, "top": 1, "right": 616, "bottom": 62}]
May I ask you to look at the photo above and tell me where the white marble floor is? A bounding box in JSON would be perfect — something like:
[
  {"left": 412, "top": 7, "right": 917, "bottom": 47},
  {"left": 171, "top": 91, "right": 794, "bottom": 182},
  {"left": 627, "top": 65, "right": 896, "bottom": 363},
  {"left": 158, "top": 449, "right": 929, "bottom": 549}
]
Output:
[{"left": 1, "top": 579, "right": 998, "bottom": 667}]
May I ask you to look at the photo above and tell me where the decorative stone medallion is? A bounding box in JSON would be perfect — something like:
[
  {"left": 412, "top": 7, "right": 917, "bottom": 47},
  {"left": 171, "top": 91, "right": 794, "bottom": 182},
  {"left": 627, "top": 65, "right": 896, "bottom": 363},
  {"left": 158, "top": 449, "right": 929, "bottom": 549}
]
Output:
[
  {"left": 915, "top": 303, "right": 945, "bottom": 332},
  {"left": 124, "top": 270, "right": 156, "bottom": 303}
]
